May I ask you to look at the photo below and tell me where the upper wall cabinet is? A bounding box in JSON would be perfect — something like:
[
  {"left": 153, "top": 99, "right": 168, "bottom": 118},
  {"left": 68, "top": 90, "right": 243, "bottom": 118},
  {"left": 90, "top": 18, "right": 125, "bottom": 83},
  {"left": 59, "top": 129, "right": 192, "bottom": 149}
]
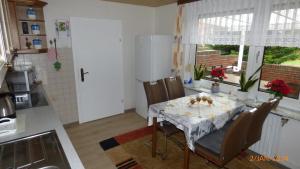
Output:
[{"left": 7, "top": 0, "right": 48, "bottom": 54}]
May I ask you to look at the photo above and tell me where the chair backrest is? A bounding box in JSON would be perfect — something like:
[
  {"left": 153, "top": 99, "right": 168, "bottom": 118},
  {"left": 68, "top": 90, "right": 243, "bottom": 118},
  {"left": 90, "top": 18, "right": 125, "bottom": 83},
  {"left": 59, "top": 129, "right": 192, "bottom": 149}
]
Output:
[
  {"left": 143, "top": 80, "right": 168, "bottom": 108},
  {"left": 164, "top": 76, "right": 185, "bottom": 100},
  {"left": 220, "top": 112, "right": 252, "bottom": 163},
  {"left": 245, "top": 99, "right": 279, "bottom": 148}
]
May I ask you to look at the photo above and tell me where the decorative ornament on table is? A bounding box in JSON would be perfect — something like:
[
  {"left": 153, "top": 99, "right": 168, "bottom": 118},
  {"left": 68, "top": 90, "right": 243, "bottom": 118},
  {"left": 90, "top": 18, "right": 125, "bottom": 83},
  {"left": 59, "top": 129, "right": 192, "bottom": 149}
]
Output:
[
  {"left": 210, "top": 67, "right": 227, "bottom": 93},
  {"left": 193, "top": 64, "right": 206, "bottom": 88},
  {"left": 188, "top": 96, "right": 213, "bottom": 107},
  {"left": 49, "top": 38, "right": 62, "bottom": 71}
]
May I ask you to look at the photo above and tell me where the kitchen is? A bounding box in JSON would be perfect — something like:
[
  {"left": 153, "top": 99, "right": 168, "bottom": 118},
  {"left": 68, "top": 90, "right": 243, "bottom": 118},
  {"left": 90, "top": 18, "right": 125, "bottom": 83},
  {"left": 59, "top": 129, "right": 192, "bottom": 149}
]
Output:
[{"left": 1, "top": 0, "right": 300, "bottom": 169}]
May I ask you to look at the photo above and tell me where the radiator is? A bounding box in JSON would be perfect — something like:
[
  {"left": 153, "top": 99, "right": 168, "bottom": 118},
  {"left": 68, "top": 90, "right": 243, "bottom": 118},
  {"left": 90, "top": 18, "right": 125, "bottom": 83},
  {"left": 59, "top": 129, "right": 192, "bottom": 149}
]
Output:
[{"left": 249, "top": 113, "right": 282, "bottom": 157}]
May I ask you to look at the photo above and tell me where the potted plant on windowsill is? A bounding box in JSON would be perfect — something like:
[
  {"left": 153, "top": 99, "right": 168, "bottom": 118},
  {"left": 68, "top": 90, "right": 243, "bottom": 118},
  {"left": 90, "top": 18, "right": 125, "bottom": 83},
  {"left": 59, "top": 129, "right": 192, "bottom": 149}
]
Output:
[
  {"left": 265, "top": 79, "right": 291, "bottom": 99},
  {"left": 265, "top": 79, "right": 291, "bottom": 109},
  {"left": 238, "top": 66, "right": 262, "bottom": 101},
  {"left": 193, "top": 64, "right": 206, "bottom": 88},
  {"left": 211, "top": 67, "right": 227, "bottom": 93}
]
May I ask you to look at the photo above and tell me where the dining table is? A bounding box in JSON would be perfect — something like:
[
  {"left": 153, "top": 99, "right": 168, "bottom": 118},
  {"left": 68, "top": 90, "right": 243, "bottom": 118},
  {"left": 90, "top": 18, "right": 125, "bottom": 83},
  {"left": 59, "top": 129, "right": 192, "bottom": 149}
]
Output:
[{"left": 148, "top": 92, "right": 248, "bottom": 169}]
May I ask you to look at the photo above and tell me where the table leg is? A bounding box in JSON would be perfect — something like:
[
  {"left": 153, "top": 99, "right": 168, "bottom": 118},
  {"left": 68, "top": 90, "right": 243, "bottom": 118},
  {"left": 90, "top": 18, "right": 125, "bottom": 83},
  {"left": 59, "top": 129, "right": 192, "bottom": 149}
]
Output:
[
  {"left": 152, "top": 117, "right": 157, "bottom": 157},
  {"left": 183, "top": 144, "right": 190, "bottom": 169}
]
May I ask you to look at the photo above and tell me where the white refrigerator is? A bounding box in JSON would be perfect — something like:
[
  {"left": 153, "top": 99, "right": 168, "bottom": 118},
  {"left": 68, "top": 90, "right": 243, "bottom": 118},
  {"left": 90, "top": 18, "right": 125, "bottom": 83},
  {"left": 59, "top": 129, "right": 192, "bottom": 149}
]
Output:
[{"left": 135, "top": 35, "right": 173, "bottom": 119}]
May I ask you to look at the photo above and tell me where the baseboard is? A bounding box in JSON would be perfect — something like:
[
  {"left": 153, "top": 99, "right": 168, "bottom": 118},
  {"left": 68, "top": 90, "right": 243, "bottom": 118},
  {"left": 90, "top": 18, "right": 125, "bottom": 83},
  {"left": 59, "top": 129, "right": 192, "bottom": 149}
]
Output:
[
  {"left": 125, "top": 108, "right": 136, "bottom": 113},
  {"left": 64, "top": 108, "right": 137, "bottom": 128},
  {"left": 63, "top": 121, "right": 79, "bottom": 129}
]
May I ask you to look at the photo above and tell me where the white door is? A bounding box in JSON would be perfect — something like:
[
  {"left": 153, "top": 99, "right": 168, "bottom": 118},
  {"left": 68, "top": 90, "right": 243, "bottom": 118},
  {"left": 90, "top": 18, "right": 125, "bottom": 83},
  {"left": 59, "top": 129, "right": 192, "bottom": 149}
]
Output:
[{"left": 71, "top": 17, "right": 124, "bottom": 123}]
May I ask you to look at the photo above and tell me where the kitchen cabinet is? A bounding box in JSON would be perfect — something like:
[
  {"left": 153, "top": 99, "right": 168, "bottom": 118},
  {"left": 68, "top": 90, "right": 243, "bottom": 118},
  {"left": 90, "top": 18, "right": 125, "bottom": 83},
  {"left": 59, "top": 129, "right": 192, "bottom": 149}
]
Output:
[
  {"left": 0, "top": 0, "right": 48, "bottom": 87},
  {"left": 7, "top": 0, "right": 48, "bottom": 54}
]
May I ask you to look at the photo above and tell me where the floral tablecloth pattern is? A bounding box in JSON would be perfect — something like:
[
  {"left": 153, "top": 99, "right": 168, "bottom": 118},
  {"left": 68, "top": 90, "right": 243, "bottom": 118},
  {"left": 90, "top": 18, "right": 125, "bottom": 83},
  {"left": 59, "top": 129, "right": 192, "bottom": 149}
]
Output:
[{"left": 148, "top": 93, "right": 247, "bottom": 151}]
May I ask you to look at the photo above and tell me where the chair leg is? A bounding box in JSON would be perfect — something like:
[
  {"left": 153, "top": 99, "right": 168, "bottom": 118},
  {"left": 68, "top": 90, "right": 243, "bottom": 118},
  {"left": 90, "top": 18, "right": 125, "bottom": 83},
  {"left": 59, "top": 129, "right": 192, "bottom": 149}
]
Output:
[{"left": 161, "top": 133, "right": 168, "bottom": 160}]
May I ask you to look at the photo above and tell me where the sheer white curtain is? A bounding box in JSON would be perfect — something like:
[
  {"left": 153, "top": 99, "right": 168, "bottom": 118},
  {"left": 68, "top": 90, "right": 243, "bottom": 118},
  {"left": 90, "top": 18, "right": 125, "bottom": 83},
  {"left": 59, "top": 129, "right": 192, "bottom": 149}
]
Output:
[
  {"left": 180, "top": 0, "right": 300, "bottom": 81},
  {"left": 182, "top": 0, "right": 300, "bottom": 46},
  {"left": 265, "top": 0, "right": 300, "bottom": 47},
  {"left": 182, "top": 0, "right": 257, "bottom": 45}
]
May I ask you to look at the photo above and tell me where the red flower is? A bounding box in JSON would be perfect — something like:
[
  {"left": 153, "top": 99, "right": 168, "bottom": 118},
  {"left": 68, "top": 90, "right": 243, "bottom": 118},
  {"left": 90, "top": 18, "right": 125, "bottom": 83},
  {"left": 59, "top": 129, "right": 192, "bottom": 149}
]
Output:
[
  {"left": 265, "top": 79, "right": 291, "bottom": 97},
  {"left": 211, "top": 67, "right": 227, "bottom": 81}
]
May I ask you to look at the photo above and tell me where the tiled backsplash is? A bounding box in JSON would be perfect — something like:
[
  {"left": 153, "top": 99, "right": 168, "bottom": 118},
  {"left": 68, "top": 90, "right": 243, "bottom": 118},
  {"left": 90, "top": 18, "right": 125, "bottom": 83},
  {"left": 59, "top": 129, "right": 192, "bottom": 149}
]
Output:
[{"left": 15, "top": 48, "right": 78, "bottom": 124}]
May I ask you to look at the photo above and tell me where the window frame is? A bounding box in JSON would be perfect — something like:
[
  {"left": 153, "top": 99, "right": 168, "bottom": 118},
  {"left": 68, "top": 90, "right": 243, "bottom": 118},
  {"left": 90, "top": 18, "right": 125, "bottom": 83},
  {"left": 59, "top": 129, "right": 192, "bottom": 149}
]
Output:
[
  {"left": 195, "top": 44, "right": 250, "bottom": 87},
  {"left": 257, "top": 46, "right": 300, "bottom": 100},
  {"left": 193, "top": 2, "right": 300, "bottom": 105}
]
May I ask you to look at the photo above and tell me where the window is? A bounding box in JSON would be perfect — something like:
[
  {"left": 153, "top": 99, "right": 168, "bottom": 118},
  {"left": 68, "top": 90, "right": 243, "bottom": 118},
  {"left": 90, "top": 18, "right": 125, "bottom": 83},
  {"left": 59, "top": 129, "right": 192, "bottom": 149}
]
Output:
[
  {"left": 195, "top": 13, "right": 253, "bottom": 85},
  {"left": 0, "top": 1, "right": 8, "bottom": 66},
  {"left": 185, "top": 0, "right": 300, "bottom": 102},
  {"left": 257, "top": 5, "right": 300, "bottom": 99},
  {"left": 196, "top": 44, "right": 249, "bottom": 85},
  {"left": 258, "top": 47, "right": 300, "bottom": 99},
  {"left": 0, "top": 20, "right": 6, "bottom": 66},
  {"left": 0, "top": 0, "right": 11, "bottom": 66}
]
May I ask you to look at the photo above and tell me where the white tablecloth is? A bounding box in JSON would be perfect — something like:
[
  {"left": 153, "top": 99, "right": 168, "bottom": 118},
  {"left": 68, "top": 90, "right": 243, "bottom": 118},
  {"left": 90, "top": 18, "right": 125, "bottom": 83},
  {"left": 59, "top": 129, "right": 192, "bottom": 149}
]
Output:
[{"left": 148, "top": 93, "right": 247, "bottom": 151}]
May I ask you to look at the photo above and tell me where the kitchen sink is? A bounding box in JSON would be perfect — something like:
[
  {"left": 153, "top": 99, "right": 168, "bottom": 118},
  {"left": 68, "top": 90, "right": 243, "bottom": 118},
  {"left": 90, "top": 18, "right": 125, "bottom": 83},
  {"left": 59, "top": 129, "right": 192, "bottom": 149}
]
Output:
[{"left": 0, "top": 131, "right": 71, "bottom": 169}]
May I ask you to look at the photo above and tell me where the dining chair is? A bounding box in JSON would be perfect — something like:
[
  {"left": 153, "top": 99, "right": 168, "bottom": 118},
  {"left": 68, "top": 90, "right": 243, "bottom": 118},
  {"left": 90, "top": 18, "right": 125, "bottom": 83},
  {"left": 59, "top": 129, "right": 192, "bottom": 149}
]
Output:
[
  {"left": 244, "top": 98, "right": 280, "bottom": 149},
  {"left": 143, "top": 79, "right": 180, "bottom": 159},
  {"left": 191, "top": 112, "right": 252, "bottom": 168},
  {"left": 164, "top": 76, "right": 185, "bottom": 100}
]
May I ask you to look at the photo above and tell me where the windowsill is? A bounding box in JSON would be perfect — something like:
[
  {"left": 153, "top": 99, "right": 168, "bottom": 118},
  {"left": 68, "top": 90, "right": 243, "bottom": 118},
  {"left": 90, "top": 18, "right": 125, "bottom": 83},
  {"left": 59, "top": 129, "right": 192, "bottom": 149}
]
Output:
[
  {"left": 203, "top": 77, "right": 240, "bottom": 87},
  {"left": 184, "top": 84, "right": 300, "bottom": 122}
]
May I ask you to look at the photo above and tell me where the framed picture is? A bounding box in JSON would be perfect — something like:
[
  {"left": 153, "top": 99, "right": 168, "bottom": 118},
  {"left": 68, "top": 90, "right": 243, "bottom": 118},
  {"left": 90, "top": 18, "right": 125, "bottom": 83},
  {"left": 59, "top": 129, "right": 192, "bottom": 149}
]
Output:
[{"left": 55, "top": 19, "right": 70, "bottom": 38}]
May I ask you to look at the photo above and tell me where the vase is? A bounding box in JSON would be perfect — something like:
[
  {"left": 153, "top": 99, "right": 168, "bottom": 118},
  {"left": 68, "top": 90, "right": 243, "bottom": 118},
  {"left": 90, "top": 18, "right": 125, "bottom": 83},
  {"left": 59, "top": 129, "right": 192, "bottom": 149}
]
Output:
[
  {"left": 193, "top": 80, "right": 201, "bottom": 88},
  {"left": 211, "top": 82, "right": 220, "bottom": 93},
  {"left": 31, "top": 24, "right": 40, "bottom": 35},
  {"left": 32, "top": 38, "right": 42, "bottom": 49},
  {"left": 236, "top": 90, "right": 248, "bottom": 101},
  {"left": 27, "top": 8, "right": 36, "bottom": 20},
  {"left": 269, "top": 95, "right": 282, "bottom": 110}
]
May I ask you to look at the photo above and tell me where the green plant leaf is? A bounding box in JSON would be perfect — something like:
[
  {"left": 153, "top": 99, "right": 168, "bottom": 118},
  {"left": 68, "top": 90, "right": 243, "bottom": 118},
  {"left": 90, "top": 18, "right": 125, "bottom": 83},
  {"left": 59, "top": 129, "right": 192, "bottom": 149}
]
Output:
[
  {"left": 194, "top": 64, "right": 206, "bottom": 80},
  {"left": 244, "top": 79, "right": 259, "bottom": 92},
  {"left": 239, "top": 71, "right": 246, "bottom": 91}
]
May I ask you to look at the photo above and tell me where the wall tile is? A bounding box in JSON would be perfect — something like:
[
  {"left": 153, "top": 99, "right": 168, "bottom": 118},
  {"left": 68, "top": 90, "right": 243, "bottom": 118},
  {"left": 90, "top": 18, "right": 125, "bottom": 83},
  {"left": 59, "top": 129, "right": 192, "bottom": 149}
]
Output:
[{"left": 18, "top": 48, "right": 78, "bottom": 124}]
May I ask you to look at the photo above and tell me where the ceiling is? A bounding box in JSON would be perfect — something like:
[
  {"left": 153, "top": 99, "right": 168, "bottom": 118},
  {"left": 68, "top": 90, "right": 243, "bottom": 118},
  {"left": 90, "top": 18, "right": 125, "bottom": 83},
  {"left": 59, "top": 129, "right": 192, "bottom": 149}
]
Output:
[{"left": 101, "top": 0, "right": 178, "bottom": 7}]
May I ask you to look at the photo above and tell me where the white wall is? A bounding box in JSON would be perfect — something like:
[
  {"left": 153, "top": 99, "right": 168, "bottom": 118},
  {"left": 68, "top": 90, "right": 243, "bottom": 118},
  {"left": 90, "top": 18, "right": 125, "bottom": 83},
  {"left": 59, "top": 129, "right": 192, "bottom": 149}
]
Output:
[
  {"left": 154, "top": 3, "right": 177, "bottom": 35},
  {"left": 40, "top": 0, "right": 155, "bottom": 123}
]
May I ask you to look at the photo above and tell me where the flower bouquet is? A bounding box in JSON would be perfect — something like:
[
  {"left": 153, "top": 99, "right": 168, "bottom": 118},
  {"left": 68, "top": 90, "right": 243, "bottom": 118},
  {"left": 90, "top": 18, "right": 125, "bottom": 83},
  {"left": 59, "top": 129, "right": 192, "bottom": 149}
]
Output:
[
  {"left": 210, "top": 67, "right": 227, "bottom": 93},
  {"left": 265, "top": 79, "right": 291, "bottom": 99}
]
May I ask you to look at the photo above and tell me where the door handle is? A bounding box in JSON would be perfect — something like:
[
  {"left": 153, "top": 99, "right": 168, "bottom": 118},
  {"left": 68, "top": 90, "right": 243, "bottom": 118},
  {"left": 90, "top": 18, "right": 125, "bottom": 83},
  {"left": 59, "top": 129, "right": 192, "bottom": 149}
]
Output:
[{"left": 80, "top": 68, "right": 89, "bottom": 82}]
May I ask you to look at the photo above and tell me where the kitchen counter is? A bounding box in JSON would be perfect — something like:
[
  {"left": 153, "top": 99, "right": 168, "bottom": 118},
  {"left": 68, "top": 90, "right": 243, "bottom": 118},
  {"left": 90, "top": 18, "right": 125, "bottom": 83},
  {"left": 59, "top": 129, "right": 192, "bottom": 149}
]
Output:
[
  {"left": 0, "top": 105, "right": 84, "bottom": 169},
  {"left": 185, "top": 85, "right": 300, "bottom": 121}
]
